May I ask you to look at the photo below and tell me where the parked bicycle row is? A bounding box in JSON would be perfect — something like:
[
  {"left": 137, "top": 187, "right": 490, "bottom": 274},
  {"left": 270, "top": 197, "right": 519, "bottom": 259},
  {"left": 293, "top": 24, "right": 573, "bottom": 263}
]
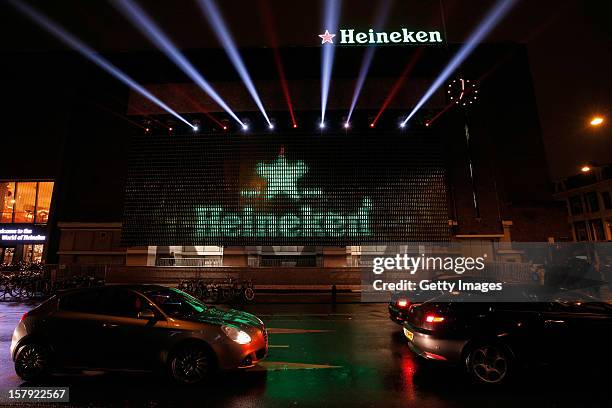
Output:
[
  {"left": 177, "top": 277, "right": 255, "bottom": 304},
  {"left": 1, "top": 263, "right": 104, "bottom": 301}
]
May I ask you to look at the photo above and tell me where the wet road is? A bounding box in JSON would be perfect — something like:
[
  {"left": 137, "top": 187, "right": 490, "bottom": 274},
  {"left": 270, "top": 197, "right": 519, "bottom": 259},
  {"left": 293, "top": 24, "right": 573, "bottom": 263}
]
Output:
[{"left": 0, "top": 301, "right": 610, "bottom": 407}]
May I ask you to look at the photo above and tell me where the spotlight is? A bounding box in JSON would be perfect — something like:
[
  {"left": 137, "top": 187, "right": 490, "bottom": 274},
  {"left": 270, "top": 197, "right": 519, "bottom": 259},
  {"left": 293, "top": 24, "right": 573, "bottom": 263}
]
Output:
[
  {"left": 9, "top": 0, "right": 195, "bottom": 129},
  {"left": 319, "top": 122, "right": 326, "bottom": 129},
  {"left": 269, "top": 124, "right": 275, "bottom": 130},
  {"left": 144, "top": 127, "right": 150, "bottom": 133},
  {"left": 242, "top": 124, "right": 249, "bottom": 131},
  {"left": 111, "top": 0, "right": 245, "bottom": 128},
  {"left": 193, "top": 125, "right": 199, "bottom": 132},
  {"left": 221, "top": 119, "right": 230, "bottom": 131},
  {"left": 399, "top": 122, "right": 406, "bottom": 129},
  {"left": 168, "top": 127, "right": 173, "bottom": 132},
  {"left": 581, "top": 165, "right": 591, "bottom": 173},
  {"left": 197, "top": 0, "right": 271, "bottom": 127},
  {"left": 319, "top": 0, "right": 342, "bottom": 126},
  {"left": 346, "top": 0, "right": 392, "bottom": 124},
  {"left": 344, "top": 122, "right": 350, "bottom": 129},
  {"left": 293, "top": 124, "right": 298, "bottom": 129}
]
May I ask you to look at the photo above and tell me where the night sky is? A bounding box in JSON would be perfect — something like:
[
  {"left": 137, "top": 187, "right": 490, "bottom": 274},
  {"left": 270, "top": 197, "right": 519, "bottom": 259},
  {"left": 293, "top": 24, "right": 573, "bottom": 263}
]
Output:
[{"left": 0, "top": 0, "right": 610, "bottom": 179}]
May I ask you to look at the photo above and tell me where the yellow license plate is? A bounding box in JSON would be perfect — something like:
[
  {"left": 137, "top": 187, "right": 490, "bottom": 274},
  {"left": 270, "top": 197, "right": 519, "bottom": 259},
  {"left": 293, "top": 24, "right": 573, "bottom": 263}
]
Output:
[{"left": 403, "top": 328, "right": 414, "bottom": 341}]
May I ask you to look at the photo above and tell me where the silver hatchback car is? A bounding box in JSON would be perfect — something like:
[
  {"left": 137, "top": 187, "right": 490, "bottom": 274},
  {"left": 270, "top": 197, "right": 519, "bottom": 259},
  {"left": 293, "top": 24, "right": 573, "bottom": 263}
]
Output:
[{"left": 11, "top": 284, "right": 268, "bottom": 384}]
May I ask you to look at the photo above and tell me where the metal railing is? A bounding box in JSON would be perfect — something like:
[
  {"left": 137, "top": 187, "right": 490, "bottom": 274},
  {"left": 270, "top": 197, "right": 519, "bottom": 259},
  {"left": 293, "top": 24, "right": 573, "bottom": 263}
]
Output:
[{"left": 156, "top": 258, "right": 222, "bottom": 267}]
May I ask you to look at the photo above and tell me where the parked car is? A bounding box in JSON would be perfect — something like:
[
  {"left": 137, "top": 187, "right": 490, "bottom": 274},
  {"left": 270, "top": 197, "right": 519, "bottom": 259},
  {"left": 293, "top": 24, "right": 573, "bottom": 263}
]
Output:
[
  {"left": 402, "top": 289, "right": 612, "bottom": 384},
  {"left": 11, "top": 284, "right": 268, "bottom": 384},
  {"left": 388, "top": 275, "right": 498, "bottom": 325}
]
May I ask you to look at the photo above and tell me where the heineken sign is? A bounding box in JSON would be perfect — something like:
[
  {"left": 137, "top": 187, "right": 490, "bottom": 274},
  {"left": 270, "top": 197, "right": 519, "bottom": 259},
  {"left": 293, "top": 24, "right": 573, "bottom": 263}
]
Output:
[
  {"left": 195, "top": 153, "right": 372, "bottom": 238},
  {"left": 122, "top": 134, "right": 450, "bottom": 246},
  {"left": 319, "top": 28, "right": 444, "bottom": 45}
]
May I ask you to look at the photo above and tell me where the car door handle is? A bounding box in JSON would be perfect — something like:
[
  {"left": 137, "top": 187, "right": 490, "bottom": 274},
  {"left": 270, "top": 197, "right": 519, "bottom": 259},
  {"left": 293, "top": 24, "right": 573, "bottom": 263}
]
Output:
[{"left": 102, "top": 323, "right": 119, "bottom": 329}]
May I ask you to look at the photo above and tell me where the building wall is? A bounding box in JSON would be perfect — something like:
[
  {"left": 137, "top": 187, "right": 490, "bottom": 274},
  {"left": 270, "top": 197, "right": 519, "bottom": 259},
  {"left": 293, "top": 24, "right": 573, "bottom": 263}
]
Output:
[{"left": 57, "top": 223, "right": 125, "bottom": 265}]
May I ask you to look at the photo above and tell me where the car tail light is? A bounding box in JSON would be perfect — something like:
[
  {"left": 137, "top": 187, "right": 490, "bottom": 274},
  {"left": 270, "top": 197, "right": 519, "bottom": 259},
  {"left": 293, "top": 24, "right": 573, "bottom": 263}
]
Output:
[
  {"left": 397, "top": 299, "right": 410, "bottom": 308},
  {"left": 20, "top": 312, "right": 29, "bottom": 322},
  {"left": 424, "top": 351, "right": 447, "bottom": 361},
  {"left": 425, "top": 314, "right": 444, "bottom": 323}
]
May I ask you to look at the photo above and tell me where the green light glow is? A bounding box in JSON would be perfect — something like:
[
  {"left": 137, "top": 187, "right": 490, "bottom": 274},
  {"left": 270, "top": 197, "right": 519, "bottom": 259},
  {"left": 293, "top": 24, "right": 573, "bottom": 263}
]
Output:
[
  {"left": 256, "top": 155, "right": 308, "bottom": 200},
  {"left": 195, "top": 154, "right": 373, "bottom": 238},
  {"left": 195, "top": 198, "right": 371, "bottom": 238}
]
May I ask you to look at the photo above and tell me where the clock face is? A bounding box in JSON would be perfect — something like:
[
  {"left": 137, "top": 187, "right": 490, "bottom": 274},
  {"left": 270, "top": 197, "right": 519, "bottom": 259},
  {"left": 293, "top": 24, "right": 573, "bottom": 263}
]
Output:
[{"left": 447, "top": 78, "right": 479, "bottom": 107}]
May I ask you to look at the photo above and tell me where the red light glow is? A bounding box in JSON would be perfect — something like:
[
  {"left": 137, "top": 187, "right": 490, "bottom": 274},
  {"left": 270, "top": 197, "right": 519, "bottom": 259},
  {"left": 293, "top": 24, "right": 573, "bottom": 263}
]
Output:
[
  {"left": 424, "top": 351, "right": 447, "bottom": 361},
  {"left": 425, "top": 315, "right": 444, "bottom": 323},
  {"left": 397, "top": 299, "right": 409, "bottom": 307}
]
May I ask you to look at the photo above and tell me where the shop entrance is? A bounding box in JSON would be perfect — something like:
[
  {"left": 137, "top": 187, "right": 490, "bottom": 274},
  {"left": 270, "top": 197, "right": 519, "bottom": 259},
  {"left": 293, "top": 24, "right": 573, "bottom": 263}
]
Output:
[
  {"left": 0, "top": 245, "right": 44, "bottom": 264},
  {"left": 0, "top": 247, "right": 15, "bottom": 265}
]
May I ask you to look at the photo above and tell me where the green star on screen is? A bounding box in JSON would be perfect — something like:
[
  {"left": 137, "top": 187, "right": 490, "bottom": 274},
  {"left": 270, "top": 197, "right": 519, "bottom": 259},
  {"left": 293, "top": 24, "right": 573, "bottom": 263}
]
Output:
[{"left": 255, "top": 155, "right": 308, "bottom": 200}]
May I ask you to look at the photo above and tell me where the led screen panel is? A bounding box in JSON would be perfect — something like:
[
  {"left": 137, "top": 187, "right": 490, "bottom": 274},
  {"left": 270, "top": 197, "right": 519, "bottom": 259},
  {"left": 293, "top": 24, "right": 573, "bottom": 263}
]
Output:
[{"left": 121, "top": 133, "right": 449, "bottom": 245}]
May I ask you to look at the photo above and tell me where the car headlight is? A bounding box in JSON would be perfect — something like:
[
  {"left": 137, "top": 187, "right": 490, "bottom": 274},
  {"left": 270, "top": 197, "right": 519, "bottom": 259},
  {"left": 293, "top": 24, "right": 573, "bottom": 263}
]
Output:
[{"left": 222, "top": 325, "right": 252, "bottom": 344}]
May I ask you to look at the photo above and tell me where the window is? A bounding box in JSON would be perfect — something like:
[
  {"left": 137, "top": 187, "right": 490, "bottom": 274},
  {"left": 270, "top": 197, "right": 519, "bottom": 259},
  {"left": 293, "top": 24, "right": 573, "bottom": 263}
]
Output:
[
  {"left": 585, "top": 192, "right": 599, "bottom": 213},
  {"left": 145, "top": 288, "right": 207, "bottom": 317},
  {"left": 590, "top": 219, "right": 605, "bottom": 241},
  {"left": 574, "top": 221, "right": 588, "bottom": 241},
  {"left": 1, "top": 182, "right": 15, "bottom": 223},
  {"left": 602, "top": 191, "right": 612, "bottom": 210},
  {"left": 569, "top": 195, "right": 583, "bottom": 215},
  {"left": 0, "top": 181, "right": 54, "bottom": 224},
  {"left": 60, "top": 290, "right": 105, "bottom": 314},
  {"left": 60, "top": 288, "right": 150, "bottom": 318},
  {"left": 101, "top": 288, "right": 149, "bottom": 318},
  {"left": 13, "top": 182, "right": 37, "bottom": 223},
  {"left": 36, "top": 182, "right": 53, "bottom": 223},
  {"left": 22, "top": 244, "right": 44, "bottom": 263}
]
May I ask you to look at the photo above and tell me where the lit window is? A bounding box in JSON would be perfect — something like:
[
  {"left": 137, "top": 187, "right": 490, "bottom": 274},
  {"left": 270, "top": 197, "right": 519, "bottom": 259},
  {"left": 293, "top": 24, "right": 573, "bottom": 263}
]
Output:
[
  {"left": 0, "top": 182, "right": 15, "bottom": 223},
  {"left": 13, "top": 182, "right": 37, "bottom": 223},
  {"left": 36, "top": 182, "right": 54, "bottom": 224}
]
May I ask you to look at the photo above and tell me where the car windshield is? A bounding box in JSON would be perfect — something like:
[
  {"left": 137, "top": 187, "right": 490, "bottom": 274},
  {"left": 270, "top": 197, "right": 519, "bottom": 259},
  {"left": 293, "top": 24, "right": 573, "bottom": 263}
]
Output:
[{"left": 145, "top": 288, "right": 209, "bottom": 317}]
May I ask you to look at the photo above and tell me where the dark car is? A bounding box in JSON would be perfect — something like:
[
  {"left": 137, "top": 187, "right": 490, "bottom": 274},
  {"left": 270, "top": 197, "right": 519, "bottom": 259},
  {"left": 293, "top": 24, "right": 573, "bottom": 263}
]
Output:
[
  {"left": 388, "top": 275, "right": 497, "bottom": 325},
  {"left": 10, "top": 285, "right": 268, "bottom": 384},
  {"left": 402, "top": 289, "right": 612, "bottom": 384}
]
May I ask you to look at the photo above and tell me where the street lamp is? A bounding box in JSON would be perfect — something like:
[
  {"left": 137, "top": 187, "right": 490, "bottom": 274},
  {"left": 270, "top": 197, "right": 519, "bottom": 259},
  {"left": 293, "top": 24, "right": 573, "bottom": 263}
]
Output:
[
  {"left": 590, "top": 116, "right": 604, "bottom": 127},
  {"left": 581, "top": 165, "right": 592, "bottom": 173}
]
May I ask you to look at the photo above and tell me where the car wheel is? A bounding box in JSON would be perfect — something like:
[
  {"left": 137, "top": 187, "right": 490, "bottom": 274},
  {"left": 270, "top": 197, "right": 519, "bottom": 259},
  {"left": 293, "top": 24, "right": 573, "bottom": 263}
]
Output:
[
  {"left": 243, "top": 287, "right": 255, "bottom": 302},
  {"left": 14, "top": 343, "right": 51, "bottom": 382},
  {"left": 169, "top": 344, "right": 213, "bottom": 385},
  {"left": 466, "top": 344, "right": 512, "bottom": 385}
]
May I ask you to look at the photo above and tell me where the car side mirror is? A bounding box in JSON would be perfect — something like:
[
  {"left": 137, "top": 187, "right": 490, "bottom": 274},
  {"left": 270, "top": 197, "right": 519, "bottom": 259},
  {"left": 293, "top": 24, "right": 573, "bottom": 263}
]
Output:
[{"left": 137, "top": 309, "right": 156, "bottom": 320}]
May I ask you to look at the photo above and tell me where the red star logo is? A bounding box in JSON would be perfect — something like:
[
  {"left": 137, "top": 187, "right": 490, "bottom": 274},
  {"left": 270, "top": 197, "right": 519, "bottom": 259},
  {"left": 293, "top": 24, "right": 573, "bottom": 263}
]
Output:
[{"left": 318, "top": 30, "right": 336, "bottom": 44}]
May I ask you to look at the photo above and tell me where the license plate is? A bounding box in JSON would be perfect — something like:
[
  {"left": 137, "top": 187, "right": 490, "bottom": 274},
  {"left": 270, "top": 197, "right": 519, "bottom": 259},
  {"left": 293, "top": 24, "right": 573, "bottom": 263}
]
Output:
[{"left": 403, "top": 328, "right": 414, "bottom": 341}]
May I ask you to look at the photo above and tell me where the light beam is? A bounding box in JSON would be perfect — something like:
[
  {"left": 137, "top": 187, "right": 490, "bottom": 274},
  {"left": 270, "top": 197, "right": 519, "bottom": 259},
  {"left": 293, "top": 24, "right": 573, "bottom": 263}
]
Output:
[
  {"left": 401, "top": 0, "right": 518, "bottom": 126},
  {"left": 111, "top": 0, "right": 245, "bottom": 127},
  {"left": 8, "top": 0, "right": 195, "bottom": 129},
  {"left": 197, "top": 0, "right": 271, "bottom": 127},
  {"left": 259, "top": 0, "right": 297, "bottom": 128},
  {"left": 346, "top": 0, "right": 392, "bottom": 124},
  {"left": 320, "top": 0, "right": 342, "bottom": 125}
]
